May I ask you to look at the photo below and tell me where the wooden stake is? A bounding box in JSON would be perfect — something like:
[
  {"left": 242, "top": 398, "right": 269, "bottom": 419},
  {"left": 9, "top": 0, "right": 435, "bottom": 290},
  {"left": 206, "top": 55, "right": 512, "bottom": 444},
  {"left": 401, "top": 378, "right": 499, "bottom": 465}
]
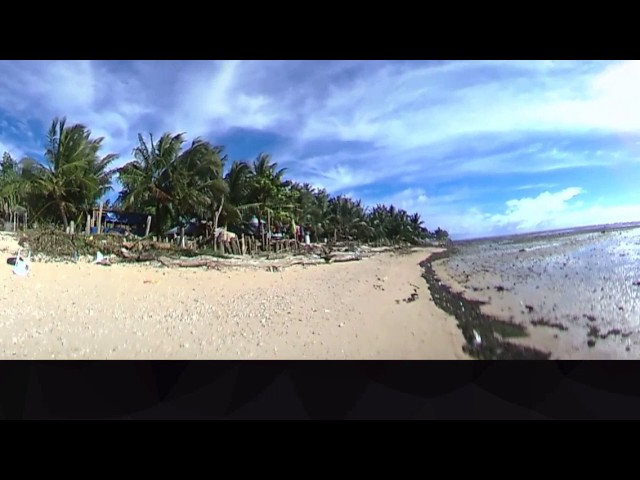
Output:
[
  {"left": 96, "top": 199, "right": 104, "bottom": 234},
  {"left": 145, "top": 215, "right": 152, "bottom": 237},
  {"left": 85, "top": 213, "right": 91, "bottom": 235}
]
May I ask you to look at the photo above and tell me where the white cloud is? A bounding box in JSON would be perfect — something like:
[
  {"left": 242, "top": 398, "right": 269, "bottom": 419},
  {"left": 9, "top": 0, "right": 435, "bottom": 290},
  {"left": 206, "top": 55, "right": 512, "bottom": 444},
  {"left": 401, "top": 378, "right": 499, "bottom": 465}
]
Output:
[
  {"left": 303, "top": 164, "right": 379, "bottom": 193},
  {"left": 535, "top": 60, "right": 640, "bottom": 133},
  {"left": 376, "top": 186, "right": 640, "bottom": 240},
  {"left": 173, "top": 61, "right": 282, "bottom": 137},
  {"left": 514, "top": 183, "right": 559, "bottom": 191},
  {"left": 495, "top": 187, "right": 585, "bottom": 227},
  {"left": 297, "top": 61, "right": 611, "bottom": 149},
  {"left": 0, "top": 60, "right": 155, "bottom": 162},
  {"left": 285, "top": 60, "right": 640, "bottom": 186}
]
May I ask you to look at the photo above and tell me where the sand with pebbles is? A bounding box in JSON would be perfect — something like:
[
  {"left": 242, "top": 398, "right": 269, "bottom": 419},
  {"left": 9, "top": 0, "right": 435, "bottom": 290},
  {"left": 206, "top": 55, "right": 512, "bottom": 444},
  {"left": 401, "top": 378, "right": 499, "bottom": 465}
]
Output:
[{"left": 0, "top": 233, "right": 468, "bottom": 359}]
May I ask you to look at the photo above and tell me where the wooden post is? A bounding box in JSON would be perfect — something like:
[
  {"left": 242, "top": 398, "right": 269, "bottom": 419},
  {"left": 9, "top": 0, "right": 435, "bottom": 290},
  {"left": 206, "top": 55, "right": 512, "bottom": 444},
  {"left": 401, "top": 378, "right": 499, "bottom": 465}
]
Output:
[
  {"left": 96, "top": 199, "right": 104, "bottom": 234},
  {"left": 145, "top": 215, "right": 152, "bottom": 237},
  {"left": 267, "top": 211, "right": 271, "bottom": 250},
  {"left": 69, "top": 220, "right": 75, "bottom": 235},
  {"left": 85, "top": 213, "right": 91, "bottom": 235},
  {"left": 23, "top": 211, "right": 27, "bottom": 230},
  {"left": 13, "top": 212, "right": 16, "bottom": 232},
  {"left": 180, "top": 227, "right": 185, "bottom": 248},
  {"left": 241, "top": 234, "right": 245, "bottom": 255}
]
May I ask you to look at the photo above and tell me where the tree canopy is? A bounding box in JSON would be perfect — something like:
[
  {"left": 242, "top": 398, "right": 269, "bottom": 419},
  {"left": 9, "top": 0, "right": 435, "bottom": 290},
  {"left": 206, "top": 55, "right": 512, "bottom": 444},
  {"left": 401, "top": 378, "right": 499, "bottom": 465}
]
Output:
[{"left": 0, "top": 117, "right": 449, "bottom": 244}]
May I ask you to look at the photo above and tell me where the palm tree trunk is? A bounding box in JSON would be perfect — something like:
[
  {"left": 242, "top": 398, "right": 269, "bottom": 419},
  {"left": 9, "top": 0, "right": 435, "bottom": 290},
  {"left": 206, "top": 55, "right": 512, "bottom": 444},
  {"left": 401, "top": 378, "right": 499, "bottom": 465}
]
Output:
[
  {"left": 154, "top": 202, "right": 162, "bottom": 237},
  {"left": 259, "top": 209, "right": 266, "bottom": 249},
  {"left": 267, "top": 209, "right": 271, "bottom": 246},
  {"left": 213, "top": 197, "right": 224, "bottom": 253},
  {"left": 57, "top": 200, "right": 69, "bottom": 229}
]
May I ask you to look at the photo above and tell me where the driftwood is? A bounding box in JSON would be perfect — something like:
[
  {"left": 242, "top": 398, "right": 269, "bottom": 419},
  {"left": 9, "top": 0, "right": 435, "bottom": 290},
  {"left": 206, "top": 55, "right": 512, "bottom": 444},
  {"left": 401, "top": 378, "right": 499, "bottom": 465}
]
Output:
[
  {"left": 156, "top": 251, "right": 365, "bottom": 270},
  {"left": 120, "top": 248, "right": 161, "bottom": 262},
  {"left": 324, "top": 252, "right": 364, "bottom": 263},
  {"left": 157, "top": 256, "right": 324, "bottom": 270}
]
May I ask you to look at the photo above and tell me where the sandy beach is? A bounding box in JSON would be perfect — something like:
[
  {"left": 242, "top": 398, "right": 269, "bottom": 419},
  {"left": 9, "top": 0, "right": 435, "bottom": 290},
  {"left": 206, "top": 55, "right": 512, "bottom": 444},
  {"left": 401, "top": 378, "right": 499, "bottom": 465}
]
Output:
[{"left": 0, "top": 234, "right": 467, "bottom": 359}]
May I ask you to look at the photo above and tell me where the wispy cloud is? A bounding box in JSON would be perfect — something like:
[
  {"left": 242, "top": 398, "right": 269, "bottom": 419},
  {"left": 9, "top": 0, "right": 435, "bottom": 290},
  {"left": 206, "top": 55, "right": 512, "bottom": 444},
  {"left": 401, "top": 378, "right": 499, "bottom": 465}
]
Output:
[
  {"left": 514, "top": 183, "right": 559, "bottom": 191},
  {"left": 0, "top": 60, "right": 639, "bottom": 237}
]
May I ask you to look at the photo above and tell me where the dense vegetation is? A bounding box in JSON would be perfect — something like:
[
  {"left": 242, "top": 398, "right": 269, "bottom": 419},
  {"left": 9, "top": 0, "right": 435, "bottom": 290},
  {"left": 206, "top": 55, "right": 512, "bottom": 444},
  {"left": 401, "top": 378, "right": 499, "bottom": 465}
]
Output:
[{"left": 0, "top": 117, "right": 449, "bottom": 245}]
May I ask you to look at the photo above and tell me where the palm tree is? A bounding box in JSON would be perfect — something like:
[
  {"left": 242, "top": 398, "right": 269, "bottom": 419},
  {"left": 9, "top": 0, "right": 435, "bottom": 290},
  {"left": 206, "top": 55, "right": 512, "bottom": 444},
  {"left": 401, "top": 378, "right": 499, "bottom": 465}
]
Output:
[
  {"left": 0, "top": 152, "right": 24, "bottom": 221},
  {"left": 408, "top": 212, "right": 428, "bottom": 241},
  {"left": 30, "top": 117, "right": 118, "bottom": 228},
  {"left": 117, "top": 132, "right": 185, "bottom": 235},
  {"left": 367, "top": 204, "right": 390, "bottom": 244},
  {"left": 309, "top": 188, "right": 332, "bottom": 242},
  {"left": 171, "top": 138, "right": 227, "bottom": 223},
  {"left": 117, "top": 132, "right": 227, "bottom": 236},
  {"left": 328, "top": 195, "right": 371, "bottom": 242},
  {"left": 247, "top": 153, "right": 288, "bottom": 243},
  {"left": 220, "top": 160, "right": 256, "bottom": 228}
]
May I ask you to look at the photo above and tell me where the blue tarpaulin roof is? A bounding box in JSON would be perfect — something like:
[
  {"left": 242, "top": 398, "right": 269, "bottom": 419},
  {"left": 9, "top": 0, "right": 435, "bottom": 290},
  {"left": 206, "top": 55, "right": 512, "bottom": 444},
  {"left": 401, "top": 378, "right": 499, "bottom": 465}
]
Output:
[{"left": 103, "top": 211, "right": 149, "bottom": 225}]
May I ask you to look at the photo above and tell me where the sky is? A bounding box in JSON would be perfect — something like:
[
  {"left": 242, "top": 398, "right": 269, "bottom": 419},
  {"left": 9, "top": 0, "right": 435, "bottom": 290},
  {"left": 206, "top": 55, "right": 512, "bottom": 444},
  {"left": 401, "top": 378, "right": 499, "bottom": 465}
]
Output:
[{"left": 0, "top": 59, "right": 639, "bottom": 239}]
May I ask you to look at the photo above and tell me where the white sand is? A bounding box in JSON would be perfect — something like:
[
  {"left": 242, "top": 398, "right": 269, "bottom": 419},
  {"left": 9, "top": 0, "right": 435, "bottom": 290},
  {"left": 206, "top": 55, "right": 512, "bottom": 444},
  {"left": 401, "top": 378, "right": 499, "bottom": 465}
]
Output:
[{"left": 0, "top": 233, "right": 468, "bottom": 359}]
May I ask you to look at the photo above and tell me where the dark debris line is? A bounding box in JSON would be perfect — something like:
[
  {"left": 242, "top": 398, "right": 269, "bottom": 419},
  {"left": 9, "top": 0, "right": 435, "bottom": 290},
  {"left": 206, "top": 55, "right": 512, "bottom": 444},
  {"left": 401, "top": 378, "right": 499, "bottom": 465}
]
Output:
[{"left": 419, "top": 250, "right": 550, "bottom": 360}]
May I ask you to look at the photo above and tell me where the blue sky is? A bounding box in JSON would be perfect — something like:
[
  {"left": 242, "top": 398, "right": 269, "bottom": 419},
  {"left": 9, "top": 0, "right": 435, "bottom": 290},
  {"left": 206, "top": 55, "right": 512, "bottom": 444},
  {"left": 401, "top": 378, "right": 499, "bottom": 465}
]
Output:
[{"left": 0, "top": 59, "right": 639, "bottom": 239}]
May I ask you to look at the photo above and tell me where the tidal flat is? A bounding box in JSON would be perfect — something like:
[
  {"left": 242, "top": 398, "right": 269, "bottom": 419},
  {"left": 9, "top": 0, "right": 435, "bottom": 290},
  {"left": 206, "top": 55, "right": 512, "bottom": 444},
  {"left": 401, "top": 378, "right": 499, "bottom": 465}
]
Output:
[{"left": 432, "top": 223, "right": 640, "bottom": 359}]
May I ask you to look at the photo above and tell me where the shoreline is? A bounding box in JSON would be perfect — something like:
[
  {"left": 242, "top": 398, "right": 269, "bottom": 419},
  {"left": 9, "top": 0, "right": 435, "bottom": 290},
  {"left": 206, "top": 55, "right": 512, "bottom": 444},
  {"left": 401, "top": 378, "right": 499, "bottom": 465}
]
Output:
[{"left": 419, "top": 249, "right": 550, "bottom": 359}]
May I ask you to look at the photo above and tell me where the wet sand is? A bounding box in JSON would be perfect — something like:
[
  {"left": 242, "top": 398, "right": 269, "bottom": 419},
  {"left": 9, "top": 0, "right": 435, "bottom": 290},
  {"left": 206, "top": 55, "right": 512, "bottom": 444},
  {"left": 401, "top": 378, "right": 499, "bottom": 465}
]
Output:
[
  {"left": 433, "top": 225, "right": 640, "bottom": 359},
  {"left": 0, "top": 233, "right": 467, "bottom": 359}
]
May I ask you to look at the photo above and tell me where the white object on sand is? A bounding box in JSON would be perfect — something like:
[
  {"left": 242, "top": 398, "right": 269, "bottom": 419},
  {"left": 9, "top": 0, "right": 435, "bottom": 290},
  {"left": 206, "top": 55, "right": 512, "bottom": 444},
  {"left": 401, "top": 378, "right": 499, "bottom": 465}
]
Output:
[
  {"left": 12, "top": 248, "right": 31, "bottom": 277},
  {"left": 93, "top": 251, "right": 105, "bottom": 264}
]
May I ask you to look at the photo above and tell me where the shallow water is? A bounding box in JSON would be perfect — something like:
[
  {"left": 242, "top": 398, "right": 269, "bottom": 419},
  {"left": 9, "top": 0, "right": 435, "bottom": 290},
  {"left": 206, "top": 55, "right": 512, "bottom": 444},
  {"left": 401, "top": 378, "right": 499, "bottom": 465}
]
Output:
[{"left": 438, "top": 225, "right": 640, "bottom": 359}]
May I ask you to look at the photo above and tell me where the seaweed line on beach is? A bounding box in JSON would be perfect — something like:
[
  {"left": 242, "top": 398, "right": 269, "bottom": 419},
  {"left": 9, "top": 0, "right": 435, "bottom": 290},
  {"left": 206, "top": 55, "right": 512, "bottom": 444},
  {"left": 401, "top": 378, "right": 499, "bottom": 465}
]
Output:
[{"left": 420, "top": 250, "right": 551, "bottom": 360}]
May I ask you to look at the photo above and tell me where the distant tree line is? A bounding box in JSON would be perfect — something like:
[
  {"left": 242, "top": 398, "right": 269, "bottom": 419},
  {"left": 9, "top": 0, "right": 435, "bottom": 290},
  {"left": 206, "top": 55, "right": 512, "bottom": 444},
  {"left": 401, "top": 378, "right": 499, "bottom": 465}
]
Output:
[{"left": 0, "top": 117, "right": 450, "bottom": 244}]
